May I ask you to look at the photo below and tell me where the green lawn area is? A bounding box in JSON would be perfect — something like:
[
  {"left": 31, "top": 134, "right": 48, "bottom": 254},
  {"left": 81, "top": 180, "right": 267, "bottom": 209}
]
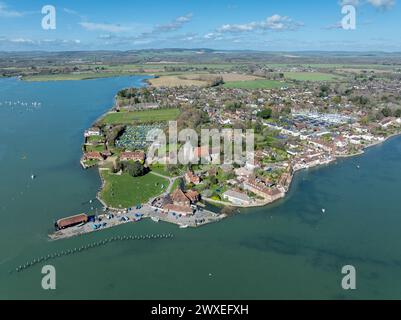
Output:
[
  {"left": 99, "top": 171, "right": 168, "bottom": 208},
  {"left": 284, "top": 72, "right": 340, "bottom": 81},
  {"left": 223, "top": 80, "right": 286, "bottom": 89},
  {"left": 85, "top": 144, "right": 106, "bottom": 152},
  {"left": 86, "top": 135, "right": 105, "bottom": 143},
  {"left": 100, "top": 108, "right": 180, "bottom": 125},
  {"left": 149, "top": 164, "right": 175, "bottom": 177}
]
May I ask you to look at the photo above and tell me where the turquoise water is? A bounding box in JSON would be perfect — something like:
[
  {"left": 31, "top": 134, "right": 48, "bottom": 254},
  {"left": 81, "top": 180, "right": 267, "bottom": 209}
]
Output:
[{"left": 1, "top": 76, "right": 401, "bottom": 299}]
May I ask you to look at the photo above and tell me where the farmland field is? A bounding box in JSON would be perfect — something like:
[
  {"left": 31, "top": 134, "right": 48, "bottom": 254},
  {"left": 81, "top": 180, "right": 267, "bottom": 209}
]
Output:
[
  {"left": 223, "top": 79, "right": 287, "bottom": 89},
  {"left": 283, "top": 72, "right": 340, "bottom": 81},
  {"left": 148, "top": 75, "right": 209, "bottom": 87},
  {"left": 100, "top": 108, "right": 180, "bottom": 125},
  {"left": 99, "top": 171, "right": 168, "bottom": 208}
]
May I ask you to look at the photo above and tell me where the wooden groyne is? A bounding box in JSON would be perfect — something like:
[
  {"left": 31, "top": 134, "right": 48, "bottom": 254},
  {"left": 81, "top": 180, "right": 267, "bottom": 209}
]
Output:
[{"left": 11, "top": 233, "right": 174, "bottom": 274}]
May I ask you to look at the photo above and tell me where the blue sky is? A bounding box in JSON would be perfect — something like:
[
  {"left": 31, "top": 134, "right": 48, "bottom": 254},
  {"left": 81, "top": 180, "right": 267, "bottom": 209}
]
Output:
[{"left": 0, "top": 0, "right": 400, "bottom": 51}]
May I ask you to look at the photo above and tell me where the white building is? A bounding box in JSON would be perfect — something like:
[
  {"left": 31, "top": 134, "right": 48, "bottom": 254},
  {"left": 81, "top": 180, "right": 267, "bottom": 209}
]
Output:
[{"left": 223, "top": 190, "right": 252, "bottom": 206}]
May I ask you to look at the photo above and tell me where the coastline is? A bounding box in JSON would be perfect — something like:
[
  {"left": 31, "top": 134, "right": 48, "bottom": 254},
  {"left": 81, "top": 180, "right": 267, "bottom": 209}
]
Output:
[{"left": 204, "top": 130, "right": 401, "bottom": 210}]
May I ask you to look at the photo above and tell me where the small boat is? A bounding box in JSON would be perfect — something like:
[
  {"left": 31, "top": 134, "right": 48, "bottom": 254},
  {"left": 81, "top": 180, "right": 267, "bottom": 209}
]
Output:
[
  {"left": 321, "top": 208, "right": 326, "bottom": 213},
  {"left": 179, "top": 224, "right": 189, "bottom": 229},
  {"left": 31, "top": 174, "right": 36, "bottom": 180},
  {"left": 151, "top": 217, "right": 160, "bottom": 223},
  {"left": 357, "top": 165, "right": 360, "bottom": 169}
]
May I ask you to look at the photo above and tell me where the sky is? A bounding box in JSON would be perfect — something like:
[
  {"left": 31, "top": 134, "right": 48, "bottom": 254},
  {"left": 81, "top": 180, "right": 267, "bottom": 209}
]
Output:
[{"left": 0, "top": 0, "right": 400, "bottom": 51}]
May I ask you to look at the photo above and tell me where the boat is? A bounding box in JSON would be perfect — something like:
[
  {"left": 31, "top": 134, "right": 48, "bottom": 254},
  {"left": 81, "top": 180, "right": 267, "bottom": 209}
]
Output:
[
  {"left": 151, "top": 217, "right": 160, "bottom": 223},
  {"left": 31, "top": 174, "right": 36, "bottom": 180},
  {"left": 321, "top": 208, "right": 326, "bottom": 213},
  {"left": 179, "top": 224, "right": 189, "bottom": 229}
]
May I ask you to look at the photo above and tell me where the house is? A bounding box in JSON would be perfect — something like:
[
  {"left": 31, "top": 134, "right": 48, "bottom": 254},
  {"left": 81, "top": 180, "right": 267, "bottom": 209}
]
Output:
[
  {"left": 84, "top": 152, "right": 104, "bottom": 161},
  {"left": 120, "top": 150, "right": 145, "bottom": 162},
  {"left": 161, "top": 188, "right": 199, "bottom": 216},
  {"left": 223, "top": 190, "right": 252, "bottom": 206},
  {"left": 380, "top": 117, "right": 396, "bottom": 128},
  {"left": 170, "top": 188, "right": 190, "bottom": 207},
  {"left": 235, "top": 167, "right": 253, "bottom": 177},
  {"left": 185, "top": 170, "right": 201, "bottom": 185},
  {"left": 185, "top": 190, "right": 200, "bottom": 203},
  {"left": 84, "top": 127, "right": 101, "bottom": 137},
  {"left": 243, "top": 179, "right": 284, "bottom": 202}
]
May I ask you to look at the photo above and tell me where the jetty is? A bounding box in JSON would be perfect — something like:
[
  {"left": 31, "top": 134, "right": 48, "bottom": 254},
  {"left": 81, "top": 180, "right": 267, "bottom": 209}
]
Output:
[{"left": 49, "top": 204, "right": 223, "bottom": 240}]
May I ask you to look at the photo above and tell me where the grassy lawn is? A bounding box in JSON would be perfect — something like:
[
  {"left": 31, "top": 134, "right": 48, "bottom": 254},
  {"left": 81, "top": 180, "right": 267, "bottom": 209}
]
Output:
[
  {"left": 100, "top": 108, "right": 180, "bottom": 125},
  {"left": 284, "top": 72, "right": 340, "bottom": 81},
  {"left": 86, "top": 135, "right": 105, "bottom": 143},
  {"left": 149, "top": 164, "right": 175, "bottom": 177},
  {"left": 223, "top": 80, "right": 287, "bottom": 89},
  {"left": 99, "top": 171, "right": 168, "bottom": 208},
  {"left": 85, "top": 144, "right": 106, "bottom": 152}
]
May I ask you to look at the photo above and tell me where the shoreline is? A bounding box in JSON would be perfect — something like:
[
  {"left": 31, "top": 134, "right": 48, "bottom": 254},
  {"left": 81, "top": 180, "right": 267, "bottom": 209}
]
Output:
[{"left": 204, "top": 131, "right": 401, "bottom": 210}]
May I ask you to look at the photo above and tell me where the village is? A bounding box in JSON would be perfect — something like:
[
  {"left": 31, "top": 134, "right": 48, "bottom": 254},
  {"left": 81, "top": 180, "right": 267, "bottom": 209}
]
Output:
[{"left": 49, "top": 67, "right": 401, "bottom": 237}]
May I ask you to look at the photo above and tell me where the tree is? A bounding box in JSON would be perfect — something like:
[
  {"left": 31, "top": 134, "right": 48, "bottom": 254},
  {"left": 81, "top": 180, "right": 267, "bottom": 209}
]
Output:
[
  {"left": 394, "top": 109, "right": 401, "bottom": 118},
  {"left": 257, "top": 108, "right": 273, "bottom": 119},
  {"left": 123, "top": 161, "right": 147, "bottom": 177},
  {"left": 381, "top": 107, "right": 393, "bottom": 118}
]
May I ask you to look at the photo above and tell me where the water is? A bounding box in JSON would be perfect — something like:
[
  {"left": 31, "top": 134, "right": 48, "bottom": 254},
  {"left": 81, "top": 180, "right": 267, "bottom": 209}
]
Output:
[{"left": 1, "top": 76, "right": 401, "bottom": 299}]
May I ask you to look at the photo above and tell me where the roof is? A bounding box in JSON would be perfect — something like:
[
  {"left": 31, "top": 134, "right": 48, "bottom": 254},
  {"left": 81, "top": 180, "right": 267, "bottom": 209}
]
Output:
[
  {"left": 185, "top": 190, "right": 199, "bottom": 202},
  {"left": 57, "top": 213, "right": 88, "bottom": 229},
  {"left": 85, "top": 152, "right": 103, "bottom": 160},
  {"left": 120, "top": 150, "right": 145, "bottom": 160},
  {"left": 163, "top": 204, "right": 193, "bottom": 214},
  {"left": 194, "top": 146, "right": 209, "bottom": 158},
  {"left": 223, "top": 190, "right": 251, "bottom": 202},
  {"left": 170, "top": 188, "right": 190, "bottom": 203}
]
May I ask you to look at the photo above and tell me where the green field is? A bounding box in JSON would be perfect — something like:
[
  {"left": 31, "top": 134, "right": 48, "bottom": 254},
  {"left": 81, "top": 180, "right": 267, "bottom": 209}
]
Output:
[
  {"left": 100, "top": 108, "right": 180, "bottom": 125},
  {"left": 283, "top": 72, "right": 340, "bottom": 81},
  {"left": 223, "top": 80, "right": 287, "bottom": 89},
  {"left": 99, "top": 171, "right": 168, "bottom": 208},
  {"left": 149, "top": 164, "right": 177, "bottom": 177},
  {"left": 85, "top": 144, "right": 106, "bottom": 152}
]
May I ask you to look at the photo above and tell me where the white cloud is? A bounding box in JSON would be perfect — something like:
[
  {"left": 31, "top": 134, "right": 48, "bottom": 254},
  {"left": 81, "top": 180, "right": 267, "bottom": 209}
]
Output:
[
  {"left": 217, "top": 14, "right": 303, "bottom": 33},
  {"left": 0, "top": 2, "right": 23, "bottom": 17},
  {"left": 340, "top": 0, "right": 361, "bottom": 6},
  {"left": 367, "top": 0, "right": 396, "bottom": 8},
  {"left": 79, "top": 22, "right": 130, "bottom": 33},
  {"left": 339, "top": 0, "right": 396, "bottom": 8},
  {"left": 154, "top": 13, "right": 193, "bottom": 32}
]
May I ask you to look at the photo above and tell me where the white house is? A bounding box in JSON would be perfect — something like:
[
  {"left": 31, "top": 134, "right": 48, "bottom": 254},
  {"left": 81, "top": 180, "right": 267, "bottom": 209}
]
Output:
[{"left": 223, "top": 190, "right": 252, "bottom": 206}]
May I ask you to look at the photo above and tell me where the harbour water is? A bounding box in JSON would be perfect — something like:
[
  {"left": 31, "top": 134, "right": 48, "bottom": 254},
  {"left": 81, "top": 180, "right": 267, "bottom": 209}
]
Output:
[{"left": 1, "top": 76, "right": 401, "bottom": 299}]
